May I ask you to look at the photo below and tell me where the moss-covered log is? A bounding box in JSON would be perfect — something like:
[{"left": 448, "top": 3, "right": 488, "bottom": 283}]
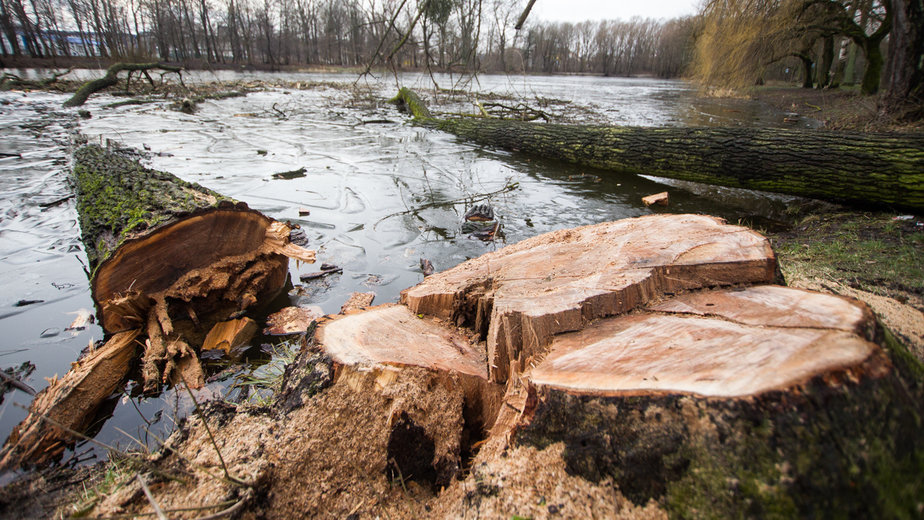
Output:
[
  {"left": 393, "top": 89, "right": 924, "bottom": 212},
  {"left": 63, "top": 62, "right": 182, "bottom": 107},
  {"left": 0, "top": 145, "right": 315, "bottom": 469}
]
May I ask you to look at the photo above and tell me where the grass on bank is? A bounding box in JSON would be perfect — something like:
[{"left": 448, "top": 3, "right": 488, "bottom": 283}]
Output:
[{"left": 770, "top": 211, "right": 923, "bottom": 308}]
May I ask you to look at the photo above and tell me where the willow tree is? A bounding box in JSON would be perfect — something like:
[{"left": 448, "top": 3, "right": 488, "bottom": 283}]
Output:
[
  {"left": 693, "top": 0, "right": 892, "bottom": 94},
  {"left": 692, "top": 0, "right": 803, "bottom": 91}
]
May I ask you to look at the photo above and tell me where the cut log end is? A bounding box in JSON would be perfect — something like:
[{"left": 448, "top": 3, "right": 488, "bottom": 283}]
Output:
[
  {"left": 317, "top": 304, "right": 488, "bottom": 379},
  {"left": 0, "top": 144, "right": 319, "bottom": 469},
  {"left": 641, "top": 191, "right": 669, "bottom": 206}
]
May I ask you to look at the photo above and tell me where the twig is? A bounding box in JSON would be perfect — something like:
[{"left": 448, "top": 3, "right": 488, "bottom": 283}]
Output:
[
  {"left": 137, "top": 473, "right": 168, "bottom": 520},
  {"left": 83, "top": 500, "right": 239, "bottom": 519},
  {"left": 195, "top": 490, "right": 252, "bottom": 520},
  {"left": 383, "top": 0, "right": 430, "bottom": 65},
  {"left": 11, "top": 402, "right": 187, "bottom": 485},
  {"left": 357, "top": 0, "right": 410, "bottom": 80},
  {"left": 514, "top": 0, "right": 538, "bottom": 30},
  {"left": 374, "top": 182, "right": 518, "bottom": 229}
]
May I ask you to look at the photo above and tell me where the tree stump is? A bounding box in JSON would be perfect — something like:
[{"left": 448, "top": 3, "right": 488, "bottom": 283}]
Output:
[
  {"left": 0, "top": 145, "right": 315, "bottom": 469},
  {"left": 310, "top": 214, "right": 923, "bottom": 515},
  {"left": 402, "top": 214, "right": 777, "bottom": 382}
]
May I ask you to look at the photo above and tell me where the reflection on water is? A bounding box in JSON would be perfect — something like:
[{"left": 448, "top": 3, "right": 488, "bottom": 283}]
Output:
[{"left": 0, "top": 71, "right": 804, "bottom": 469}]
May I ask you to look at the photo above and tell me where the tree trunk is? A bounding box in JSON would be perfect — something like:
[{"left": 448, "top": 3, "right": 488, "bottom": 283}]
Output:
[
  {"left": 818, "top": 36, "right": 834, "bottom": 88},
  {"left": 797, "top": 53, "right": 814, "bottom": 88},
  {"left": 883, "top": 0, "right": 924, "bottom": 119},
  {"left": 860, "top": 39, "right": 885, "bottom": 95},
  {"left": 0, "top": 145, "right": 315, "bottom": 469},
  {"left": 309, "top": 214, "right": 924, "bottom": 516},
  {"left": 392, "top": 89, "right": 924, "bottom": 212}
]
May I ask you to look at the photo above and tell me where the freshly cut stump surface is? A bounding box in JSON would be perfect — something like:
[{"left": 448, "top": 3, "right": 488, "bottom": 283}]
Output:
[
  {"left": 318, "top": 304, "right": 487, "bottom": 379},
  {"left": 530, "top": 286, "right": 878, "bottom": 397},
  {"left": 65, "top": 214, "right": 924, "bottom": 519},
  {"left": 402, "top": 214, "right": 777, "bottom": 382}
]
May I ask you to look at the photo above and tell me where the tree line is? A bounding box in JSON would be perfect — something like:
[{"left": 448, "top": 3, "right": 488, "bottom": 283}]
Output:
[
  {"left": 0, "top": 0, "right": 920, "bottom": 114},
  {"left": 692, "top": 0, "right": 923, "bottom": 114},
  {"left": 0, "top": 0, "right": 696, "bottom": 78}
]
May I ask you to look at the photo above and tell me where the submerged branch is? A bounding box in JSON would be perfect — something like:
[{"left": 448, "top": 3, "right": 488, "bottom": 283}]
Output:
[{"left": 374, "top": 181, "right": 518, "bottom": 229}]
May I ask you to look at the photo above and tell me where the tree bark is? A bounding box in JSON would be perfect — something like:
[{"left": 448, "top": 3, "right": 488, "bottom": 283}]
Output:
[
  {"left": 0, "top": 145, "right": 315, "bottom": 469},
  {"left": 62, "top": 62, "right": 183, "bottom": 107},
  {"left": 393, "top": 89, "right": 924, "bottom": 212}
]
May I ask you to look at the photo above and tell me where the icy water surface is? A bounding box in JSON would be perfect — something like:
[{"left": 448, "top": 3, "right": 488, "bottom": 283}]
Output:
[{"left": 0, "top": 72, "right": 805, "bottom": 470}]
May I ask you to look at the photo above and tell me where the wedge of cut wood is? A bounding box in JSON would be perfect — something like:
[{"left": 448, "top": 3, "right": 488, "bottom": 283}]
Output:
[
  {"left": 202, "top": 318, "right": 258, "bottom": 354},
  {"left": 318, "top": 304, "right": 487, "bottom": 379},
  {"left": 402, "top": 214, "right": 777, "bottom": 382}
]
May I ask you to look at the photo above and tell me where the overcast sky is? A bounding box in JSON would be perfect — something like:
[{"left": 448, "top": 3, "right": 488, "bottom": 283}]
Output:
[{"left": 530, "top": 0, "right": 701, "bottom": 22}]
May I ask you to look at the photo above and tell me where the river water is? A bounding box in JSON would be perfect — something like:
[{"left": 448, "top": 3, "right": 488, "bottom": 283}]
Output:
[{"left": 0, "top": 70, "right": 812, "bottom": 471}]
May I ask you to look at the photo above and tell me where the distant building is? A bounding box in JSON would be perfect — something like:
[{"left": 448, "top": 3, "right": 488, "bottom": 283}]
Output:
[{"left": 1, "top": 28, "right": 102, "bottom": 57}]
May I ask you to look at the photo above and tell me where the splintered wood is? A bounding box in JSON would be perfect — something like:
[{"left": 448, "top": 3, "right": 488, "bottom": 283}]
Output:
[
  {"left": 0, "top": 145, "right": 317, "bottom": 470},
  {"left": 202, "top": 318, "right": 259, "bottom": 354},
  {"left": 0, "top": 330, "right": 141, "bottom": 467}
]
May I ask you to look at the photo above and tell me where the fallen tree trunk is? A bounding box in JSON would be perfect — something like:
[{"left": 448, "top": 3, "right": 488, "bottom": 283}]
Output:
[
  {"left": 391, "top": 88, "right": 924, "bottom": 212},
  {"left": 63, "top": 62, "right": 182, "bottom": 107},
  {"left": 0, "top": 145, "right": 315, "bottom": 469}
]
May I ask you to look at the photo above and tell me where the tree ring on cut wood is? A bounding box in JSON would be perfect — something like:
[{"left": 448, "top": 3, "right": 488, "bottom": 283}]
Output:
[
  {"left": 514, "top": 285, "right": 923, "bottom": 517},
  {"left": 318, "top": 304, "right": 487, "bottom": 379},
  {"left": 93, "top": 208, "right": 289, "bottom": 332},
  {"left": 529, "top": 286, "right": 881, "bottom": 398}
]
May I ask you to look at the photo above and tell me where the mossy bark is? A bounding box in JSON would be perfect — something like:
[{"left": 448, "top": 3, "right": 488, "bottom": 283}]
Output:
[
  {"left": 73, "top": 145, "right": 228, "bottom": 270},
  {"left": 517, "top": 338, "right": 924, "bottom": 519},
  {"left": 393, "top": 89, "right": 924, "bottom": 212}
]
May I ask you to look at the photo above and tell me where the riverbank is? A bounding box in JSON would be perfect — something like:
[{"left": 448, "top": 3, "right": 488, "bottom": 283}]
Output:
[
  {"left": 768, "top": 208, "right": 924, "bottom": 360},
  {"left": 752, "top": 85, "right": 924, "bottom": 132}
]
